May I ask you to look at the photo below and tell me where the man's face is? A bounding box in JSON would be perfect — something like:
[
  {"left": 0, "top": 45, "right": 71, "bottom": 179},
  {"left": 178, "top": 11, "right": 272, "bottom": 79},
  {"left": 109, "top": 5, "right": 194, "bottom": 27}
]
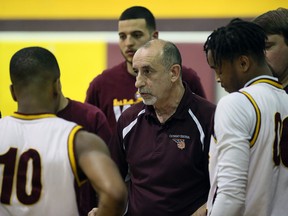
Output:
[
  {"left": 207, "top": 50, "right": 242, "bottom": 93},
  {"left": 133, "top": 45, "right": 172, "bottom": 106},
  {"left": 265, "top": 34, "right": 288, "bottom": 84},
  {"left": 118, "top": 19, "right": 156, "bottom": 64}
]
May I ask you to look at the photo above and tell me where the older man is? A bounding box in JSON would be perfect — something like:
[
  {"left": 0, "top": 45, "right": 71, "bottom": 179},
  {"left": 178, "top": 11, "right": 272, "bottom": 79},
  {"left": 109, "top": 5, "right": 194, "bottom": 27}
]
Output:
[{"left": 108, "top": 39, "right": 215, "bottom": 216}]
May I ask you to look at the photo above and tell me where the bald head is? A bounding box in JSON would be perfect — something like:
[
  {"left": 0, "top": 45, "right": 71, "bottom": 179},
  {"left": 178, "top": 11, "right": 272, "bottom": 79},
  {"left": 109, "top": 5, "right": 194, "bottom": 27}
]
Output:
[{"left": 134, "top": 39, "right": 182, "bottom": 71}]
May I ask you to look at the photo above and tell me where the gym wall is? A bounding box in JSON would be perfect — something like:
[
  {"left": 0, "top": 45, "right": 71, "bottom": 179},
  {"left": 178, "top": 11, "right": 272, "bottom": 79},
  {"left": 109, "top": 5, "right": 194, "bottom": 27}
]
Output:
[{"left": 0, "top": 0, "right": 286, "bottom": 116}]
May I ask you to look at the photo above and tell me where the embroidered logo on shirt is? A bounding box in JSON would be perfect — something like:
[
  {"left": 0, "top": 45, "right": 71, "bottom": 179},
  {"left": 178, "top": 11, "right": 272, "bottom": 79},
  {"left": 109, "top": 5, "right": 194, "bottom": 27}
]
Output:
[{"left": 172, "top": 139, "right": 186, "bottom": 150}]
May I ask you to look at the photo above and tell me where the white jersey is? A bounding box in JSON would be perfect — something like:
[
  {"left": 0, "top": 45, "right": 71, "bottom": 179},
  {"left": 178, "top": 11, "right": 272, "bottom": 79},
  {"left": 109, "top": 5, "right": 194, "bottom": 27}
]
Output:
[
  {"left": 207, "top": 76, "right": 288, "bottom": 216},
  {"left": 0, "top": 113, "right": 83, "bottom": 216}
]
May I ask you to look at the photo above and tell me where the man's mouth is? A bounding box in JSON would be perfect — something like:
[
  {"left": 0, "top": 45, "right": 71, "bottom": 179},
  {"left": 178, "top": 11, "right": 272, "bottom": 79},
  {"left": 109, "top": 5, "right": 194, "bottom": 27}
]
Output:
[{"left": 126, "top": 50, "right": 135, "bottom": 56}]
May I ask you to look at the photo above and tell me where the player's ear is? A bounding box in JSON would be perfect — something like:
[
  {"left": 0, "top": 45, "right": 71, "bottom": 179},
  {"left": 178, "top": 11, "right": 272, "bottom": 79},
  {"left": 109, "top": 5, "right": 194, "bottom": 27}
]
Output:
[
  {"left": 152, "top": 30, "right": 159, "bottom": 39},
  {"left": 170, "top": 64, "right": 181, "bottom": 83},
  {"left": 53, "top": 78, "right": 61, "bottom": 97},
  {"left": 238, "top": 55, "right": 250, "bottom": 72},
  {"left": 10, "top": 84, "right": 17, "bottom": 102}
]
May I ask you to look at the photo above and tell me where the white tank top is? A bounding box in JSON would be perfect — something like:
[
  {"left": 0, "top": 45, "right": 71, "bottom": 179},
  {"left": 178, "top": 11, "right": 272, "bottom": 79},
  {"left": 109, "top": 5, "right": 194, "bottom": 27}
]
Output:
[{"left": 0, "top": 113, "right": 82, "bottom": 216}]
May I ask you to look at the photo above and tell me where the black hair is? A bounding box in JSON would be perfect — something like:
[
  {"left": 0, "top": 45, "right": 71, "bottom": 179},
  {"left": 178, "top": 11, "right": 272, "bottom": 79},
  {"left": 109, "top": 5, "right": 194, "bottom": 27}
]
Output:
[
  {"left": 10, "top": 46, "right": 60, "bottom": 87},
  {"left": 162, "top": 42, "right": 182, "bottom": 71},
  {"left": 204, "top": 18, "right": 267, "bottom": 68},
  {"left": 253, "top": 7, "right": 288, "bottom": 45},
  {"left": 119, "top": 6, "right": 156, "bottom": 31}
]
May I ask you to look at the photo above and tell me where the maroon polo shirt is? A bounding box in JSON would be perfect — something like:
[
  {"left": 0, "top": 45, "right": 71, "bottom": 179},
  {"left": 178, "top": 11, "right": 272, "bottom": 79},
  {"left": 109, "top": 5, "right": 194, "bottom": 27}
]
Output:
[
  {"left": 85, "top": 61, "right": 206, "bottom": 132},
  {"left": 109, "top": 84, "right": 215, "bottom": 216},
  {"left": 57, "top": 98, "right": 111, "bottom": 216}
]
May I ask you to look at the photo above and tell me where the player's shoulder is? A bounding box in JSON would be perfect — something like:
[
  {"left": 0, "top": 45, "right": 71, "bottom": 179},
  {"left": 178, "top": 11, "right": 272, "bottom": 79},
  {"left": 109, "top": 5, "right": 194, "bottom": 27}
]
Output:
[
  {"left": 217, "top": 91, "right": 251, "bottom": 112},
  {"left": 0, "top": 115, "right": 11, "bottom": 125},
  {"left": 90, "top": 62, "right": 126, "bottom": 85}
]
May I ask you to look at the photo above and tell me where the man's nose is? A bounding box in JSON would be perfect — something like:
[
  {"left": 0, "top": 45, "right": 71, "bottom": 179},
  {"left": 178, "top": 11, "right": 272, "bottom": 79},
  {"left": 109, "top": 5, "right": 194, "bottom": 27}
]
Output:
[{"left": 135, "top": 73, "right": 145, "bottom": 88}]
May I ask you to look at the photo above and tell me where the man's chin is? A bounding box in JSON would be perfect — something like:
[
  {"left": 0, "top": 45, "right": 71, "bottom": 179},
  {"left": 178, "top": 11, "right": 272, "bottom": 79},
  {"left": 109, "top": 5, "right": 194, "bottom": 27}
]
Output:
[{"left": 142, "top": 98, "right": 157, "bottom": 106}]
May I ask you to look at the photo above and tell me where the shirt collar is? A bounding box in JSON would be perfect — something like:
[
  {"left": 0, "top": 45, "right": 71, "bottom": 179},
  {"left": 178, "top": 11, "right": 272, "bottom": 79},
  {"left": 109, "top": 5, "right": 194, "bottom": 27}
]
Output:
[
  {"left": 144, "top": 82, "right": 190, "bottom": 123},
  {"left": 12, "top": 112, "right": 56, "bottom": 120},
  {"left": 244, "top": 75, "right": 283, "bottom": 89}
]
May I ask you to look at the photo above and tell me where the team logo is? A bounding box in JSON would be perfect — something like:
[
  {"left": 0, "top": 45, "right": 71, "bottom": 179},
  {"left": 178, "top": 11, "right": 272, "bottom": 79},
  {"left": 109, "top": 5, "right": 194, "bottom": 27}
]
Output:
[{"left": 172, "top": 139, "right": 186, "bottom": 150}]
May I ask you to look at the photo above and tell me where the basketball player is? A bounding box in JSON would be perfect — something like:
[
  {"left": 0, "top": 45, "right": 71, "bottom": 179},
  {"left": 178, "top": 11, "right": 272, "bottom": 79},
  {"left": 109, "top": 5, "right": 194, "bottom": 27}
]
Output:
[
  {"left": 0, "top": 47, "right": 127, "bottom": 216},
  {"left": 204, "top": 19, "right": 288, "bottom": 216}
]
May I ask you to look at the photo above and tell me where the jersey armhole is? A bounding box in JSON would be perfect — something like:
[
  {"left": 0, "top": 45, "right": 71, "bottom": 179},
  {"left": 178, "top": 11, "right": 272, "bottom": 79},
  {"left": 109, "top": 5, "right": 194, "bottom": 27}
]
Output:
[
  {"left": 67, "top": 125, "right": 87, "bottom": 186},
  {"left": 240, "top": 91, "right": 261, "bottom": 147}
]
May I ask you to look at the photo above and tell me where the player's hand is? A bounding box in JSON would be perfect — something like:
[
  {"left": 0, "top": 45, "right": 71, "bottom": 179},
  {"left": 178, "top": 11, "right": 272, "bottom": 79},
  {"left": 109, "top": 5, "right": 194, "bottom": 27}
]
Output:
[
  {"left": 191, "top": 203, "right": 207, "bottom": 216},
  {"left": 88, "top": 207, "right": 98, "bottom": 216}
]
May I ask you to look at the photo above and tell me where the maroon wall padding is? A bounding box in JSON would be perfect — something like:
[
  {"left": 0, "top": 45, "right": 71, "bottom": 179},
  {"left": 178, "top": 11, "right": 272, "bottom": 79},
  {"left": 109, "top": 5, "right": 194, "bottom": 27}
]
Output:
[
  {"left": 176, "top": 43, "right": 215, "bottom": 103},
  {"left": 108, "top": 43, "right": 215, "bottom": 103}
]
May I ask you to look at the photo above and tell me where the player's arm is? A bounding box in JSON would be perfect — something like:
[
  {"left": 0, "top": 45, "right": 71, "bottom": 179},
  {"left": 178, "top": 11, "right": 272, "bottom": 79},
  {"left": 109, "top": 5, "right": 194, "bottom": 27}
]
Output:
[
  {"left": 191, "top": 202, "right": 207, "bottom": 216},
  {"left": 209, "top": 95, "right": 252, "bottom": 216},
  {"left": 74, "top": 130, "right": 127, "bottom": 216}
]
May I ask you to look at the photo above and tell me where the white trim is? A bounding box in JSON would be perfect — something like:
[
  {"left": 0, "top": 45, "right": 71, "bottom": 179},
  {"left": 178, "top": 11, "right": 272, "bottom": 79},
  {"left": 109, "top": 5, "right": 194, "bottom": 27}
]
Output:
[
  {"left": 0, "top": 31, "right": 212, "bottom": 43},
  {"left": 122, "top": 109, "right": 145, "bottom": 144},
  {"left": 188, "top": 108, "right": 205, "bottom": 150}
]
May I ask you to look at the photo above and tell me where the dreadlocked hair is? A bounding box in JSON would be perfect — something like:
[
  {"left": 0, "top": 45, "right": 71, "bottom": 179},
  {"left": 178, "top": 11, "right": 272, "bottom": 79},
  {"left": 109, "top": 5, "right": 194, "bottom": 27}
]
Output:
[{"left": 204, "top": 18, "right": 267, "bottom": 68}]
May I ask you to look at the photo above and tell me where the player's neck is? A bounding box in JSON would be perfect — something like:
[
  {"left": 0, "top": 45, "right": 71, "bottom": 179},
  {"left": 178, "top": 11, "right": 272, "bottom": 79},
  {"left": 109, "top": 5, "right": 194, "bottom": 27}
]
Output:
[
  {"left": 17, "top": 98, "right": 56, "bottom": 114},
  {"left": 57, "top": 94, "right": 69, "bottom": 112},
  {"left": 126, "top": 61, "right": 137, "bottom": 76}
]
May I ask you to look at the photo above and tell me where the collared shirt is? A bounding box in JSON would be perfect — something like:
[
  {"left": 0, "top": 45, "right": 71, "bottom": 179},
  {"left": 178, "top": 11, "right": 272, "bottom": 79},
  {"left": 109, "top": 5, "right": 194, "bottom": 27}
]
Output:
[{"left": 109, "top": 84, "right": 215, "bottom": 216}]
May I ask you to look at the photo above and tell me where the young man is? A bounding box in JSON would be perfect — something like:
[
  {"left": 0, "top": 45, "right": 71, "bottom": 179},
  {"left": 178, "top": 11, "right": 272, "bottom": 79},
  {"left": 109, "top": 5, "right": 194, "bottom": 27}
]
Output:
[
  {"left": 0, "top": 46, "right": 127, "bottom": 216},
  {"left": 253, "top": 7, "right": 288, "bottom": 93},
  {"left": 85, "top": 6, "right": 206, "bottom": 132},
  {"left": 204, "top": 19, "right": 288, "bottom": 216},
  {"left": 108, "top": 39, "right": 215, "bottom": 216}
]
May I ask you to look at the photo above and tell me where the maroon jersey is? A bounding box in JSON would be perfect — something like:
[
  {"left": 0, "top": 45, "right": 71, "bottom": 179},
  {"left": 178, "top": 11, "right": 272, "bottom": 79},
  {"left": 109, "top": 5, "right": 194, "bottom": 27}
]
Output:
[
  {"left": 109, "top": 84, "right": 215, "bottom": 216},
  {"left": 85, "top": 61, "right": 206, "bottom": 132},
  {"left": 57, "top": 98, "right": 111, "bottom": 216}
]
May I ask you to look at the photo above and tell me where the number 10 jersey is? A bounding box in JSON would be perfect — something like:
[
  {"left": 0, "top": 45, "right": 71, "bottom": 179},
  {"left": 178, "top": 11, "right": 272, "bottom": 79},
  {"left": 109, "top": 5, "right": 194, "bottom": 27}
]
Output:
[{"left": 0, "top": 113, "right": 82, "bottom": 216}]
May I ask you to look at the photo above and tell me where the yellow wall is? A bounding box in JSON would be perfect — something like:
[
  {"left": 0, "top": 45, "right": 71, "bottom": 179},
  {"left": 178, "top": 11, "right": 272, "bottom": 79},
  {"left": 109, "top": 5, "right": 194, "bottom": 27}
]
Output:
[
  {"left": 1, "top": 0, "right": 287, "bottom": 19},
  {"left": 0, "top": 39, "right": 106, "bottom": 117},
  {"left": 1, "top": 1, "right": 287, "bottom": 116}
]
